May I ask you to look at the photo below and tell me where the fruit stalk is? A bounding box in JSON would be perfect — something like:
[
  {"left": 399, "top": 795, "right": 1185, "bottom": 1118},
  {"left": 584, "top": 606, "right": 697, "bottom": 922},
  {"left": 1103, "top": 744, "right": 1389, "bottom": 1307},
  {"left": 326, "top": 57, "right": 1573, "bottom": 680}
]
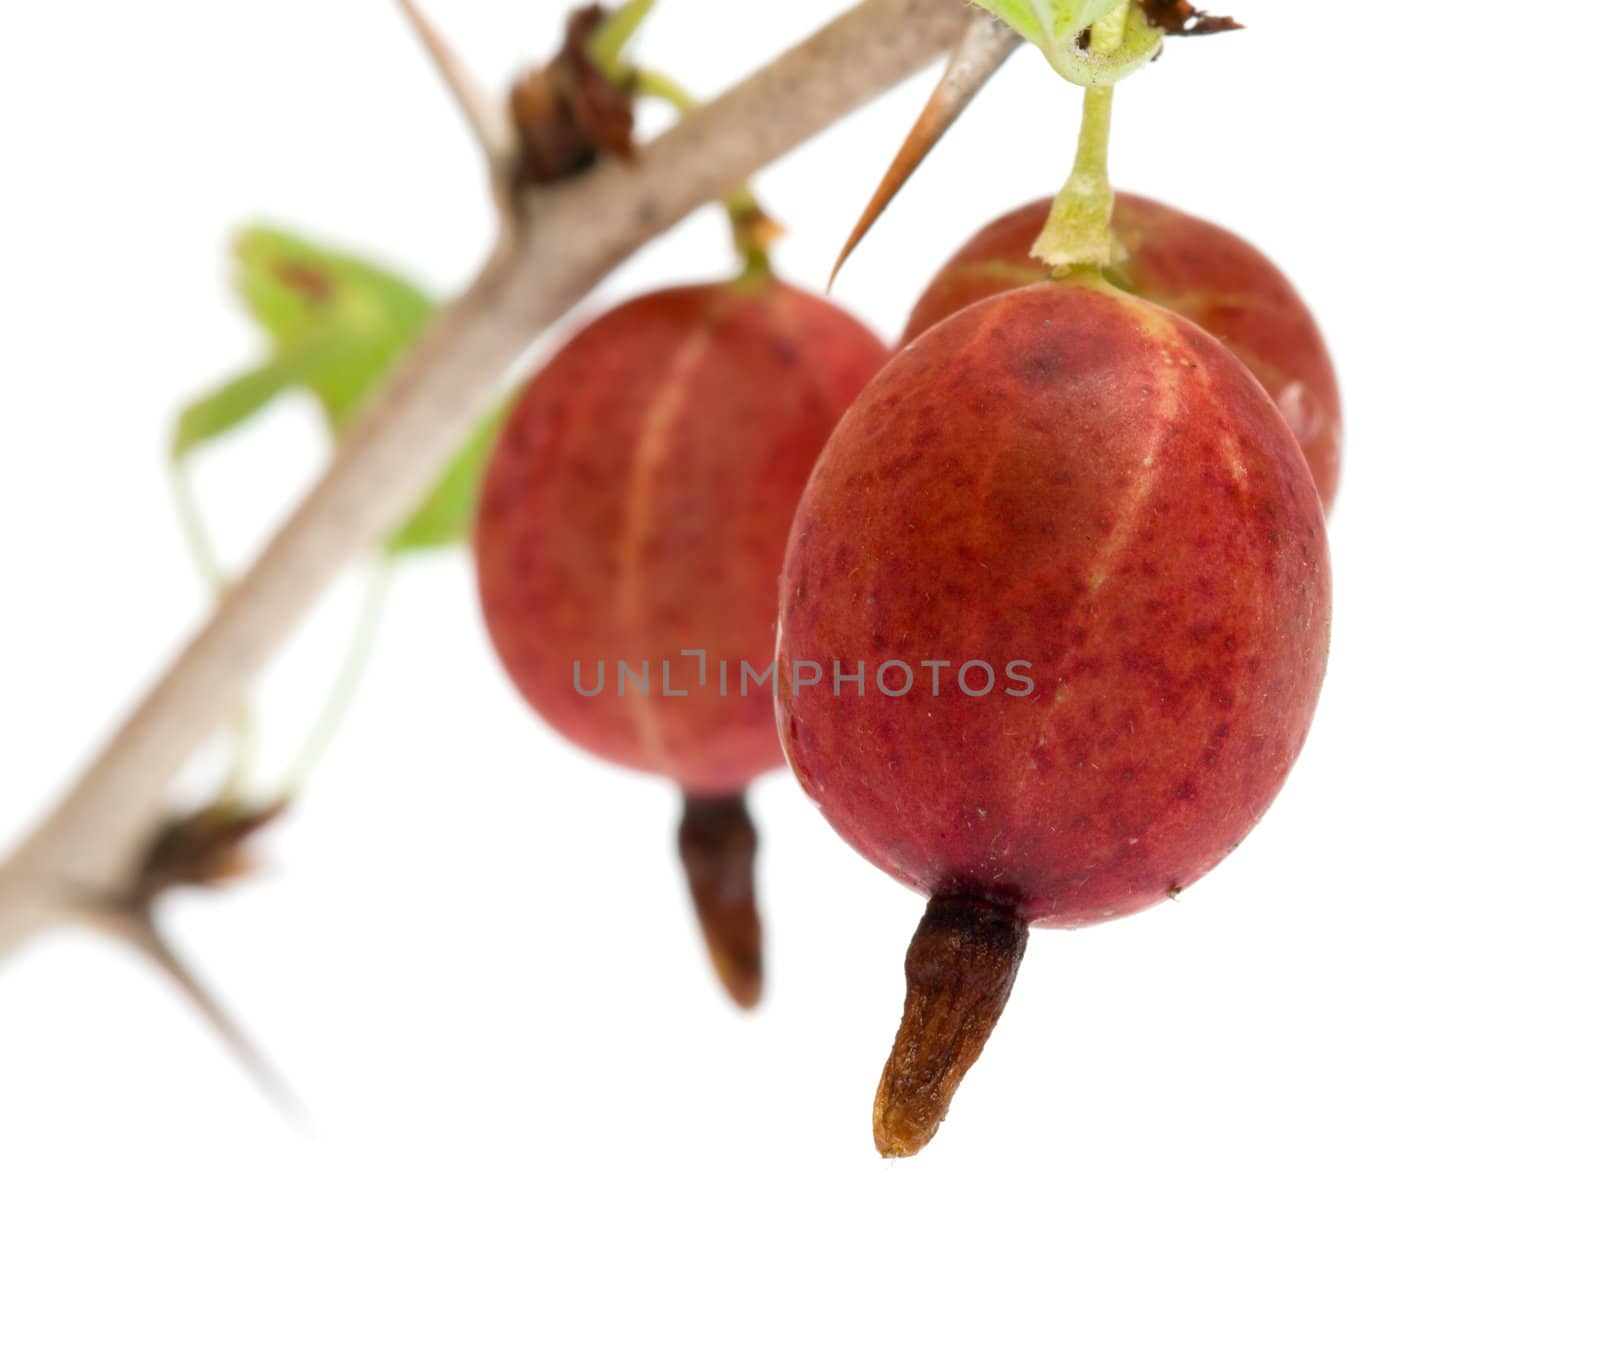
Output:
[
  {"left": 586, "top": 0, "right": 658, "bottom": 80},
  {"left": 1031, "top": 4, "right": 1128, "bottom": 271},
  {"left": 874, "top": 895, "right": 1029, "bottom": 1157},
  {"left": 677, "top": 794, "right": 764, "bottom": 1010}
]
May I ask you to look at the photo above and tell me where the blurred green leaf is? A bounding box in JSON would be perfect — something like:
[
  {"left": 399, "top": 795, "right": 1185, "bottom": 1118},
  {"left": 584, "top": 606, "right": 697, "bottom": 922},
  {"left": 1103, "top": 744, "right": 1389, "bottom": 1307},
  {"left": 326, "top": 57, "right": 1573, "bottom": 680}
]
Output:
[
  {"left": 176, "top": 224, "right": 503, "bottom": 554},
  {"left": 231, "top": 226, "right": 434, "bottom": 349},
  {"left": 231, "top": 226, "right": 435, "bottom": 429},
  {"left": 172, "top": 339, "right": 339, "bottom": 461},
  {"left": 386, "top": 403, "right": 509, "bottom": 555}
]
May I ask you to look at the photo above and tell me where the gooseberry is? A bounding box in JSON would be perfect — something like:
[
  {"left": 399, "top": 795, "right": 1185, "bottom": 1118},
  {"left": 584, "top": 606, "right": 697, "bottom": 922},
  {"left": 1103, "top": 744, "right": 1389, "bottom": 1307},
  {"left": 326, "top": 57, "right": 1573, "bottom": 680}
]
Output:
[
  {"left": 777, "top": 277, "right": 1330, "bottom": 1151},
  {"left": 477, "top": 277, "right": 886, "bottom": 1007}
]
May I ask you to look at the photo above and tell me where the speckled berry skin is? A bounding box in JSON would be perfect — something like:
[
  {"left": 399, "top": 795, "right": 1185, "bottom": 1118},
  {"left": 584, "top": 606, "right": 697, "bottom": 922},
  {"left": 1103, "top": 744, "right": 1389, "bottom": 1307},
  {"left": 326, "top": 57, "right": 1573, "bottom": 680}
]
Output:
[
  {"left": 477, "top": 279, "right": 887, "bottom": 796},
  {"left": 904, "top": 194, "right": 1343, "bottom": 506},
  {"left": 777, "top": 281, "right": 1331, "bottom": 928}
]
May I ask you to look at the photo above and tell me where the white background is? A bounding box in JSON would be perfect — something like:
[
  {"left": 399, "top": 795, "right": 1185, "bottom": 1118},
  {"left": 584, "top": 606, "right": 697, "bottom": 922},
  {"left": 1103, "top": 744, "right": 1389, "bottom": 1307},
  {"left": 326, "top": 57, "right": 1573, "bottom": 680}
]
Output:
[{"left": 2, "top": 3, "right": 1596, "bottom": 1343}]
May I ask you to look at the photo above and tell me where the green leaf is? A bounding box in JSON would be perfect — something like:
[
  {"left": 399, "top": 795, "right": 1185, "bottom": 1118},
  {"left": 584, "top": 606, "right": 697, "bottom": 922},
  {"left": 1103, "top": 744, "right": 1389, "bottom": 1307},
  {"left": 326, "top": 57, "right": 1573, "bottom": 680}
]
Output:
[
  {"left": 172, "top": 339, "right": 339, "bottom": 460},
  {"left": 232, "top": 227, "right": 433, "bottom": 347},
  {"left": 387, "top": 403, "right": 509, "bottom": 555},
  {"left": 178, "top": 223, "right": 504, "bottom": 555},
  {"left": 968, "top": 1, "right": 1044, "bottom": 44},
  {"left": 230, "top": 226, "right": 436, "bottom": 428}
]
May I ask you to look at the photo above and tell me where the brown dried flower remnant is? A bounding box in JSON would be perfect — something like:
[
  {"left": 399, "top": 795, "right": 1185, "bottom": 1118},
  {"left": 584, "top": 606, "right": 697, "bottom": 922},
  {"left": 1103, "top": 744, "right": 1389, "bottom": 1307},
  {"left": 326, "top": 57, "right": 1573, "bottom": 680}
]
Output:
[
  {"left": 678, "top": 795, "right": 764, "bottom": 1010},
  {"left": 874, "top": 894, "right": 1029, "bottom": 1157},
  {"left": 121, "top": 799, "right": 289, "bottom": 913},
  {"left": 510, "top": 5, "right": 637, "bottom": 188},
  {"left": 1137, "top": 0, "right": 1243, "bottom": 36}
]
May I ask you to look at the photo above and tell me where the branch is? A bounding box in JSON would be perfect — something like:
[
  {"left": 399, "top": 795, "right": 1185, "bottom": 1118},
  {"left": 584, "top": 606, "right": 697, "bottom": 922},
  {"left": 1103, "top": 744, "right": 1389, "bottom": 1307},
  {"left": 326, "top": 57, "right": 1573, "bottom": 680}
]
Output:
[{"left": 0, "top": 0, "right": 971, "bottom": 944}]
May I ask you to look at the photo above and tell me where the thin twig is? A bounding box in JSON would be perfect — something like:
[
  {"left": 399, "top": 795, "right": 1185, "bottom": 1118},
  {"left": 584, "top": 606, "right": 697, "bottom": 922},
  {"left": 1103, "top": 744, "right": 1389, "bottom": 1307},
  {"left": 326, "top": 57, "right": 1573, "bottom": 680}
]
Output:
[
  {"left": 0, "top": 0, "right": 970, "bottom": 938},
  {"left": 395, "top": 0, "right": 519, "bottom": 234},
  {"left": 281, "top": 560, "right": 393, "bottom": 794},
  {"left": 395, "top": 0, "right": 516, "bottom": 173},
  {"left": 168, "top": 454, "right": 259, "bottom": 803},
  {"left": 168, "top": 458, "right": 228, "bottom": 593}
]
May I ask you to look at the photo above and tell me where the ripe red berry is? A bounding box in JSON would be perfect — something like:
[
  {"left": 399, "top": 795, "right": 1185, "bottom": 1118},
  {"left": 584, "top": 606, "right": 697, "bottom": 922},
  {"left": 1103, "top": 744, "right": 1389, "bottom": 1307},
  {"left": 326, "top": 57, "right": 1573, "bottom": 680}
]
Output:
[
  {"left": 904, "top": 194, "right": 1343, "bottom": 506},
  {"left": 476, "top": 278, "right": 886, "bottom": 1007},
  {"left": 777, "top": 278, "right": 1331, "bottom": 1153}
]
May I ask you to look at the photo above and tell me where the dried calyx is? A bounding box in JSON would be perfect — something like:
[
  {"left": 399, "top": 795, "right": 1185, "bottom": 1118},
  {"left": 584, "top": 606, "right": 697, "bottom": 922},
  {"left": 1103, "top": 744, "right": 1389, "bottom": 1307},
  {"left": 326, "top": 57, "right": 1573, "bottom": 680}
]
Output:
[
  {"left": 678, "top": 795, "right": 764, "bottom": 1011},
  {"left": 1137, "top": 0, "right": 1242, "bottom": 36},
  {"left": 122, "top": 798, "right": 289, "bottom": 912},
  {"left": 509, "top": 5, "right": 637, "bottom": 187},
  {"left": 875, "top": 895, "right": 1029, "bottom": 1157}
]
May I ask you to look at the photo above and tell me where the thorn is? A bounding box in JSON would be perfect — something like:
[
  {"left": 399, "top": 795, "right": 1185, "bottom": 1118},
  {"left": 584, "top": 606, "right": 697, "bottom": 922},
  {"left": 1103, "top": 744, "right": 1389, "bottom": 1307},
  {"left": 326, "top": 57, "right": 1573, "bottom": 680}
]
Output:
[
  {"left": 395, "top": 0, "right": 517, "bottom": 196},
  {"left": 829, "top": 13, "right": 1021, "bottom": 290},
  {"left": 100, "top": 912, "right": 309, "bottom": 1127}
]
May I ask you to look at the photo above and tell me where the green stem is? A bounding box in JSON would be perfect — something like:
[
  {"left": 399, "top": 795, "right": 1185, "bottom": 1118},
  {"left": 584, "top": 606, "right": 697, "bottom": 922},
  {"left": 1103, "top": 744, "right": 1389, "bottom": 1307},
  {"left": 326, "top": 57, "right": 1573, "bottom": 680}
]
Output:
[
  {"left": 586, "top": 0, "right": 658, "bottom": 85},
  {"left": 633, "top": 65, "right": 695, "bottom": 113},
  {"left": 169, "top": 458, "right": 226, "bottom": 594},
  {"left": 281, "top": 559, "right": 392, "bottom": 794},
  {"left": 168, "top": 458, "right": 258, "bottom": 802},
  {"left": 1031, "top": 4, "right": 1129, "bottom": 273}
]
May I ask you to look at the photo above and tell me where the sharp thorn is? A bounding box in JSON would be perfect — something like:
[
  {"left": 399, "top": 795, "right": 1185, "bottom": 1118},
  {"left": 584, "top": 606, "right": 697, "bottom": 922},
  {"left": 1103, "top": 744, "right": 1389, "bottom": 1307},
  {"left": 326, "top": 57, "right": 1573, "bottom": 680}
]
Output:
[
  {"left": 103, "top": 913, "right": 309, "bottom": 1128},
  {"left": 395, "top": 0, "right": 517, "bottom": 178},
  {"left": 828, "top": 13, "right": 1021, "bottom": 291}
]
